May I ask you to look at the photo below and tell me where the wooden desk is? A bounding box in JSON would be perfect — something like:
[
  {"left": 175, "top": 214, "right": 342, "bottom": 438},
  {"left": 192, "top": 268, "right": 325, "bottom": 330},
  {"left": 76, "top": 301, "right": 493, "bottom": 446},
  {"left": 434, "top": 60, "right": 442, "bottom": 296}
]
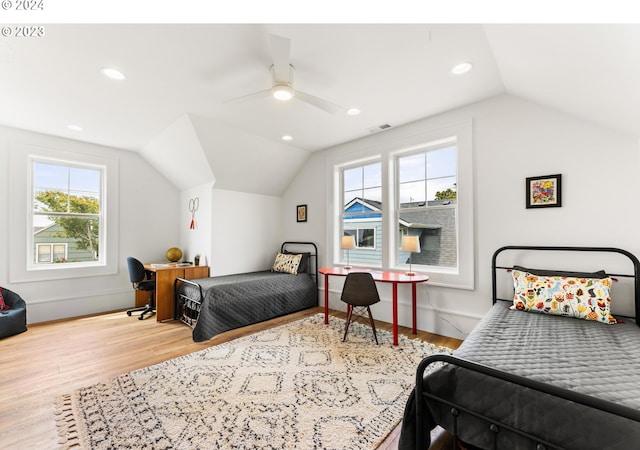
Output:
[
  {"left": 136, "top": 264, "right": 210, "bottom": 322},
  {"left": 319, "top": 267, "right": 429, "bottom": 345}
]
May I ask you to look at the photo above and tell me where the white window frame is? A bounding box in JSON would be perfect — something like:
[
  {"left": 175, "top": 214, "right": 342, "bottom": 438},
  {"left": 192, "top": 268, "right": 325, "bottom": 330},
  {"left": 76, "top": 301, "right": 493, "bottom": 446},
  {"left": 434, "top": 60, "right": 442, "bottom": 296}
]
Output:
[
  {"left": 9, "top": 144, "right": 119, "bottom": 283},
  {"left": 329, "top": 121, "right": 474, "bottom": 290},
  {"left": 30, "top": 157, "right": 104, "bottom": 270},
  {"left": 392, "top": 138, "right": 458, "bottom": 270},
  {"left": 335, "top": 156, "right": 383, "bottom": 268}
]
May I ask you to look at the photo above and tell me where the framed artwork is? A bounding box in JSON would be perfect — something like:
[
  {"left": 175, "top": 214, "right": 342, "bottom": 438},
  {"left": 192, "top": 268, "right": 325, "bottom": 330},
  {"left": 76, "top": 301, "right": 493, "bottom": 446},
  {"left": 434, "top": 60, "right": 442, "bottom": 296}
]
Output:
[
  {"left": 526, "top": 174, "right": 562, "bottom": 208},
  {"left": 296, "top": 204, "right": 307, "bottom": 222}
]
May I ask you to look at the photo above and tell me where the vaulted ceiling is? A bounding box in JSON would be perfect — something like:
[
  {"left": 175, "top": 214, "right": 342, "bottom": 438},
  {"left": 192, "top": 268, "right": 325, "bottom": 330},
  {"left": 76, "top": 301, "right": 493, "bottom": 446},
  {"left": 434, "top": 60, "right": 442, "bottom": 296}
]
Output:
[{"left": 2, "top": 24, "right": 639, "bottom": 193}]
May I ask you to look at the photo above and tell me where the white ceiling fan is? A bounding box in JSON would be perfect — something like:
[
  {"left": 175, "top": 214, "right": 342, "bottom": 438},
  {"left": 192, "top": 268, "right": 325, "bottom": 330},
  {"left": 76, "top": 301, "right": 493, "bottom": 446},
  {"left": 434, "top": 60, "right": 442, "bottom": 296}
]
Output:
[{"left": 226, "top": 34, "right": 343, "bottom": 114}]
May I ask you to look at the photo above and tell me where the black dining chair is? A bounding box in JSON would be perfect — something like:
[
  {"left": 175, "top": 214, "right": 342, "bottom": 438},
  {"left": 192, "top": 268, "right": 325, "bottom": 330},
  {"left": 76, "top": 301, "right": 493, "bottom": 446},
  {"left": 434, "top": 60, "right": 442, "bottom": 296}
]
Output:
[
  {"left": 126, "top": 256, "right": 156, "bottom": 320},
  {"left": 340, "top": 272, "right": 380, "bottom": 344}
]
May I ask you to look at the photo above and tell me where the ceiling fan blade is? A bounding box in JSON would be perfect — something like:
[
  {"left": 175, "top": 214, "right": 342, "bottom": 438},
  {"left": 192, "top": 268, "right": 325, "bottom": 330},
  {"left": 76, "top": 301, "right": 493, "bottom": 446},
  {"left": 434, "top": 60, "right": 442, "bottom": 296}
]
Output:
[
  {"left": 296, "top": 90, "right": 343, "bottom": 114},
  {"left": 270, "top": 34, "right": 291, "bottom": 83},
  {"left": 224, "top": 88, "right": 271, "bottom": 104}
]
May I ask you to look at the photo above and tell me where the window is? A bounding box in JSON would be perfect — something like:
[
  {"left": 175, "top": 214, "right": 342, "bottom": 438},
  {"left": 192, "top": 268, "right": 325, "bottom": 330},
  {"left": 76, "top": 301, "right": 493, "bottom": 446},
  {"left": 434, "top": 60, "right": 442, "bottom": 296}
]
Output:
[
  {"left": 36, "top": 243, "right": 68, "bottom": 263},
  {"left": 396, "top": 143, "right": 457, "bottom": 268},
  {"left": 331, "top": 121, "right": 473, "bottom": 289},
  {"left": 9, "top": 144, "right": 119, "bottom": 283},
  {"left": 344, "top": 228, "right": 376, "bottom": 249},
  {"left": 30, "top": 158, "right": 103, "bottom": 268},
  {"left": 340, "top": 161, "right": 382, "bottom": 266}
]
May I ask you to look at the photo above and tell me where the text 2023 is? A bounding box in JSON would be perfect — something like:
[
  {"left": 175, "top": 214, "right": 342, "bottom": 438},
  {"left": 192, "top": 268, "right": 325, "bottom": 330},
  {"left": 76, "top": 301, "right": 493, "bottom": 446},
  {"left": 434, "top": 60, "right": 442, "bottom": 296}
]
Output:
[{"left": 15, "top": 26, "right": 45, "bottom": 37}]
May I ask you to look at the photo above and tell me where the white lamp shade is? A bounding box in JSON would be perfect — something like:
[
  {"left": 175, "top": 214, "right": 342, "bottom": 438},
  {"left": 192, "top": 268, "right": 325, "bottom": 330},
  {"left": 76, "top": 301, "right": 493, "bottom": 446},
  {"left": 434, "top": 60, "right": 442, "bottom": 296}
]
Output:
[
  {"left": 401, "top": 235, "right": 421, "bottom": 253},
  {"left": 341, "top": 235, "right": 356, "bottom": 250}
]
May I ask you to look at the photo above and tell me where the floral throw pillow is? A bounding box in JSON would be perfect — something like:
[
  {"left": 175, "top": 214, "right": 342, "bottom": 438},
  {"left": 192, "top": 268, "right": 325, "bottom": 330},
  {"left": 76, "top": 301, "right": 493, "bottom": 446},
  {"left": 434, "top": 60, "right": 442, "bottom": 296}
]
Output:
[
  {"left": 511, "top": 269, "right": 616, "bottom": 324},
  {"left": 271, "top": 252, "right": 302, "bottom": 275}
]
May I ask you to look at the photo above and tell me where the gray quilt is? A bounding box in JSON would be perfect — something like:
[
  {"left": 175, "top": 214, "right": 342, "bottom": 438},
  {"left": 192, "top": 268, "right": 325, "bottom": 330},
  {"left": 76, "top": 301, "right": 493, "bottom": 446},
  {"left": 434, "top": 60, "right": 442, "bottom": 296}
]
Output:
[
  {"left": 400, "top": 300, "right": 640, "bottom": 450},
  {"left": 180, "top": 271, "right": 317, "bottom": 342}
]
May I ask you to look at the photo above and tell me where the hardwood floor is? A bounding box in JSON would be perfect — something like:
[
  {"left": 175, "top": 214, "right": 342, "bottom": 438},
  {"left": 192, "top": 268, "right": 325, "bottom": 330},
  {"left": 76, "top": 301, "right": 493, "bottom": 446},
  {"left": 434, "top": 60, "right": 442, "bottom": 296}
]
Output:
[{"left": 0, "top": 307, "right": 462, "bottom": 449}]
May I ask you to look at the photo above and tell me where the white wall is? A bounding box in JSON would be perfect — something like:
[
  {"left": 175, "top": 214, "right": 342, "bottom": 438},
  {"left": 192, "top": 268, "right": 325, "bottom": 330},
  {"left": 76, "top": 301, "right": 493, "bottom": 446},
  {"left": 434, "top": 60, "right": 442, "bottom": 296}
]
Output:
[
  {"left": 179, "top": 182, "right": 214, "bottom": 266},
  {"left": 0, "top": 125, "right": 180, "bottom": 323},
  {"left": 210, "top": 189, "right": 283, "bottom": 276},
  {"left": 190, "top": 114, "right": 311, "bottom": 197},
  {"left": 141, "top": 114, "right": 214, "bottom": 191},
  {"left": 281, "top": 94, "right": 640, "bottom": 339}
]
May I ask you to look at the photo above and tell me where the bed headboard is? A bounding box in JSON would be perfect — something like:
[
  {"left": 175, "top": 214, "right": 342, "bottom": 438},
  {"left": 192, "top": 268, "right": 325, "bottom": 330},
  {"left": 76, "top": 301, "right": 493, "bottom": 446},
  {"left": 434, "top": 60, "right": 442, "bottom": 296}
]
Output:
[
  {"left": 280, "top": 241, "right": 319, "bottom": 286},
  {"left": 491, "top": 246, "right": 640, "bottom": 325}
]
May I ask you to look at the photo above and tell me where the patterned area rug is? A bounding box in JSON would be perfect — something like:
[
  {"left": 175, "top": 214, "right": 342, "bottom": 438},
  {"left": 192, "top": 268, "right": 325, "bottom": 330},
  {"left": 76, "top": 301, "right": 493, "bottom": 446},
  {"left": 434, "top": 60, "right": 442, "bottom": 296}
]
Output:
[{"left": 55, "top": 314, "right": 449, "bottom": 449}]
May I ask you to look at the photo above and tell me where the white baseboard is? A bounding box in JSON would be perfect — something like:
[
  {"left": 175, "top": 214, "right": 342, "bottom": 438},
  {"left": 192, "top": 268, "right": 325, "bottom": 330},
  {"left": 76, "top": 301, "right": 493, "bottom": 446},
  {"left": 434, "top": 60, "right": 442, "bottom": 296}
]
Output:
[{"left": 26, "top": 289, "right": 134, "bottom": 324}]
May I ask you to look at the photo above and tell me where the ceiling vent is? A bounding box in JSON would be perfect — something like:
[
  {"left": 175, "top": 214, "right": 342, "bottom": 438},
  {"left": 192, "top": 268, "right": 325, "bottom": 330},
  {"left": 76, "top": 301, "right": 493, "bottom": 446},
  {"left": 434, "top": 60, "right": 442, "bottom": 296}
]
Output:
[{"left": 367, "top": 123, "right": 392, "bottom": 133}]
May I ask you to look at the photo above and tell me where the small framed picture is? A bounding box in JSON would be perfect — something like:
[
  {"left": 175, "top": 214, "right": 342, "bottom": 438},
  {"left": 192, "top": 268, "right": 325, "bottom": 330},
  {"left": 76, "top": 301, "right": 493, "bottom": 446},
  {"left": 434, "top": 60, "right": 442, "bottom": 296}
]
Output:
[
  {"left": 526, "top": 174, "right": 562, "bottom": 208},
  {"left": 296, "top": 204, "right": 307, "bottom": 222}
]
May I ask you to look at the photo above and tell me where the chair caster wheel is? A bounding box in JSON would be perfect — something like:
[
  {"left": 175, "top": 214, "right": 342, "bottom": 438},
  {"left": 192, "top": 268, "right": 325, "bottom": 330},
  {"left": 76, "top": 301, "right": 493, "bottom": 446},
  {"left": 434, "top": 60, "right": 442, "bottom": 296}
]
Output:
[
  {"left": 138, "top": 315, "right": 144, "bottom": 320},
  {"left": 127, "top": 311, "right": 132, "bottom": 316}
]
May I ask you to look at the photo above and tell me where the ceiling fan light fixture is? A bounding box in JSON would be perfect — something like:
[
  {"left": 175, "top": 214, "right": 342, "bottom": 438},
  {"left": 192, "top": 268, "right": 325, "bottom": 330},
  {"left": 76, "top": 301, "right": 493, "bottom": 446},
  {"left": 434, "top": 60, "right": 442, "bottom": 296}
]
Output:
[{"left": 272, "top": 84, "right": 294, "bottom": 101}]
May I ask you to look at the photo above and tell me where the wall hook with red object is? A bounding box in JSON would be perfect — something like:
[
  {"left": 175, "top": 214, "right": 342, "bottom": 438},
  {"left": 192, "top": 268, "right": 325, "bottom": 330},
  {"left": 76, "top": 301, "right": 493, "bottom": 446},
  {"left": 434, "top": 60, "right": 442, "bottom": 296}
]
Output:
[{"left": 189, "top": 197, "right": 199, "bottom": 229}]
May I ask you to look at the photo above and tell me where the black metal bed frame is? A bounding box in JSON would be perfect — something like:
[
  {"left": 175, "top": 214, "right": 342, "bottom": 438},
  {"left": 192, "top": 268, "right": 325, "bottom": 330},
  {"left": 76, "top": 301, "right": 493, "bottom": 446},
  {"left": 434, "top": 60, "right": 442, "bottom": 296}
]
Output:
[
  {"left": 173, "top": 241, "right": 319, "bottom": 327},
  {"left": 415, "top": 246, "right": 640, "bottom": 450}
]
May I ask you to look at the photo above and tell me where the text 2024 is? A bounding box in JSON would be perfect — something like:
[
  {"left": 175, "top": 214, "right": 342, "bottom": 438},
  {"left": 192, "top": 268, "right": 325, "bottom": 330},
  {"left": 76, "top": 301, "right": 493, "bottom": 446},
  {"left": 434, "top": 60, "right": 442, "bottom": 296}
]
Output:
[{"left": 16, "top": 0, "right": 44, "bottom": 10}]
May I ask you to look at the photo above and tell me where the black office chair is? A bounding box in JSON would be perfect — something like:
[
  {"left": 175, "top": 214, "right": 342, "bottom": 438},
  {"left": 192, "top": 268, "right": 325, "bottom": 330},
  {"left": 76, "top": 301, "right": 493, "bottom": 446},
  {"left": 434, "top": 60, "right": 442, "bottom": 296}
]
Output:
[
  {"left": 340, "top": 272, "right": 380, "bottom": 345},
  {"left": 126, "top": 256, "right": 156, "bottom": 320}
]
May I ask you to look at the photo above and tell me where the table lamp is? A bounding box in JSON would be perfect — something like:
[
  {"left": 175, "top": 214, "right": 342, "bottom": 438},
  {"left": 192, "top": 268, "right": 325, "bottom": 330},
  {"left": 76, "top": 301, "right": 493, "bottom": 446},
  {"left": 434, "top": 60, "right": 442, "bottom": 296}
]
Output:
[
  {"left": 341, "top": 235, "right": 356, "bottom": 269},
  {"left": 401, "top": 235, "right": 421, "bottom": 276}
]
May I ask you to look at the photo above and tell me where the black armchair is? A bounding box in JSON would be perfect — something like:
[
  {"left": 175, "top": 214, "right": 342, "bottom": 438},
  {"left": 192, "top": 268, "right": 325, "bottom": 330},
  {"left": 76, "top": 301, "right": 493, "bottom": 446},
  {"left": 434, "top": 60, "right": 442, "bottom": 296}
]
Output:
[
  {"left": 0, "top": 287, "right": 27, "bottom": 339},
  {"left": 126, "top": 256, "right": 156, "bottom": 320}
]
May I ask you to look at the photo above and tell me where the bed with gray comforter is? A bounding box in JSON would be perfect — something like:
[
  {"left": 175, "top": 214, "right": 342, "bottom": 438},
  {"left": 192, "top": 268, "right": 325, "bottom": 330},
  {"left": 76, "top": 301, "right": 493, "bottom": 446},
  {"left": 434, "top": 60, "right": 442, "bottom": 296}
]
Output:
[
  {"left": 399, "top": 246, "right": 640, "bottom": 450},
  {"left": 180, "top": 270, "right": 317, "bottom": 342},
  {"left": 175, "top": 242, "right": 318, "bottom": 343}
]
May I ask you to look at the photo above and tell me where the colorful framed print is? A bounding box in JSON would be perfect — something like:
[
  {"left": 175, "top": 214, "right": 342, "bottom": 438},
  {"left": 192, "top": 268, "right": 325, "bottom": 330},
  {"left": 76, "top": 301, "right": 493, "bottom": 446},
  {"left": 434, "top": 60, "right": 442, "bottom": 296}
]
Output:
[
  {"left": 296, "top": 204, "right": 307, "bottom": 222},
  {"left": 526, "top": 174, "right": 562, "bottom": 208}
]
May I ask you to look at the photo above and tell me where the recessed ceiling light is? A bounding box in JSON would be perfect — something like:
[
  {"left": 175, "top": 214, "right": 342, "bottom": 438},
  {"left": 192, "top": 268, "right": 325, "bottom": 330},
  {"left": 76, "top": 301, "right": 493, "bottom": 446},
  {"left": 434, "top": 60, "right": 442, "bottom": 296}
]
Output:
[
  {"left": 281, "top": 135, "right": 293, "bottom": 141},
  {"left": 272, "top": 84, "right": 294, "bottom": 101},
  {"left": 451, "top": 62, "right": 473, "bottom": 75},
  {"left": 100, "top": 67, "right": 126, "bottom": 81},
  {"left": 347, "top": 108, "right": 361, "bottom": 116},
  {"left": 67, "top": 125, "right": 83, "bottom": 131}
]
